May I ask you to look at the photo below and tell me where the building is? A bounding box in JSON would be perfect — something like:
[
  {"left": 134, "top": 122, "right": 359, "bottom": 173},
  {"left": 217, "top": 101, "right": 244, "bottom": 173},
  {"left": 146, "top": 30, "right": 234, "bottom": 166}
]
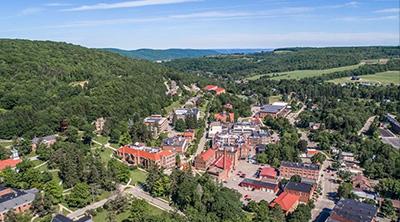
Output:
[
  {"left": 203, "top": 85, "right": 225, "bottom": 95},
  {"left": 339, "top": 152, "right": 356, "bottom": 163},
  {"left": 208, "top": 122, "right": 223, "bottom": 138},
  {"left": 239, "top": 179, "right": 278, "bottom": 193},
  {"left": 0, "top": 149, "right": 21, "bottom": 171},
  {"left": 386, "top": 113, "right": 400, "bottom": 134},
  {"left": 94, "top": 117, "right": 106, "bottom": 134},
  {"left": 232, "top": 122, "right": 259, "bottom": 136},
  {"left": 31, "top": 135, "right": 57, "bottom": 150},
  {"left": 182, "top": 129, "right": 195, "bottom": 142},
  {"left": 259, "top": 167, "right": 277, "bottom": 180},
  {"left": 117, "top": 143, "right": 176, "bottom": 169},
  {"left": 248, "top": 130, "right": 270, "bottom": 145},
  {"left": 207, "top": 151, "right": 232, "bottom": 182},
  {"left": 306, "top": 149, "right": 319, "bottom": 158},
  {"left": 161, "top": 136, "right": 188, "bottom": 153},
  {"left": 0, "top": 186, "right": 38, "bottom": 221},
  {"left": 255, "top": 102, "right": 288, "bottom": 119},
  {"left": 279, "top": 161, "right": 320, "bottom": 182},
  {"left": 174, "top": 108, "right": 200, "bottom": 121},
  {"left": 269, "top": 191, "right": 300, "bottom": 214},
  {"left": 214, "top": 112, "right": 234, "bottom": 123},
  {"left": 194, "top": 149, "right": 216, "bottom": 171},
  {"left": 327, "top": 199, "right": 377, "bottom": 222},
  {"left": 255, "top": 144, "right": 267, "bottom": 154},
  {"left": 144, "top": 115, "right": 169, "bottom": 137},
  {"left": 284, "top": 181, "right": 315, "bottom": 203},
  {"left": 352, "top": 173, "right": 373, "bottom": 192}
]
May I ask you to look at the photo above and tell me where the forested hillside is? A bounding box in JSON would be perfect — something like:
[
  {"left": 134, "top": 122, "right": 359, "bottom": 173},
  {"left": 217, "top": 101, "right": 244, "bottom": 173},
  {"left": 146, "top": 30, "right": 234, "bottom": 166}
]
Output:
[
  {"left": 166, "top": 46, "right": 400, "bottom": 79},
  {"left": 0, "top": 39, "right": 171, "bottom": 139}
]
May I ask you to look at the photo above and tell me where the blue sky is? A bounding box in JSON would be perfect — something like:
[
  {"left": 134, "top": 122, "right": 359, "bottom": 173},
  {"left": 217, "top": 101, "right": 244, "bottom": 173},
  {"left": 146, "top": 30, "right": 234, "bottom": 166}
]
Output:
[{"left": 0, "top": 0, "right": 399, "bottom": 49}]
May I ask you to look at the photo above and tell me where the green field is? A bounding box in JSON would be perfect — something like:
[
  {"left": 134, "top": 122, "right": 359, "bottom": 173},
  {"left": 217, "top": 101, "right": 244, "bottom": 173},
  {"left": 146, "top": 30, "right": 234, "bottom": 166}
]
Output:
[
  {"left": 268, "top": 95, "right": 283, "bottom": 104},
  {"left": 130, "top": 169, "right": 148, "bottom": 185},
  {"left": 246, "top": 64, "right": 361, "bottom": 81},
  {"left": 327, "top": 71, "right": 400, "bottom": 85}
]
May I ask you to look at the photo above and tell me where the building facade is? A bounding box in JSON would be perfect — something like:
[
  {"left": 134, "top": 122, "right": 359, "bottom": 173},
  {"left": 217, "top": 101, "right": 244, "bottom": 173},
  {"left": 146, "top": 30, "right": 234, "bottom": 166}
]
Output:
[{"left": 279, "top": 161, "right": 320, "bottom": 181}]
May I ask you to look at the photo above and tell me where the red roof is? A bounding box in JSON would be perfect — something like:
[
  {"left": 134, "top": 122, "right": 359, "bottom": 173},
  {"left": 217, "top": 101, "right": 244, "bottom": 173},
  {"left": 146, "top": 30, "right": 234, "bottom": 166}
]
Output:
[
  {"left": 214, "top": 112, "right": 234, "bottom": 123},
  {"left": 204, "top": 85, "right": 218, "bottom": 91},
  {"left": 0, "top": 158, "right": 22, "bottom": 171},
  {"left": 307, "top": 149, "right": 319, "bottom": 156},
  {"left": 213, "top": 155, "right": 232, "bottom": 170},
  {"left": 183, "top": 130, "right": 195, "bottom": 138},
  {"left": 200, "top": 149, "right": 215, "bottom": 161},
  {"left": 215, "top": 87, "right": 225, "bottom": 94},
  {"left": 260, "top": 167, "right": 277, "bottom": 178},
  {"left": 270, "top": 191, "right": 300, "bottom": 212},
  {"left": 118, "top": 146, "right": 173, "bottom": 161}
]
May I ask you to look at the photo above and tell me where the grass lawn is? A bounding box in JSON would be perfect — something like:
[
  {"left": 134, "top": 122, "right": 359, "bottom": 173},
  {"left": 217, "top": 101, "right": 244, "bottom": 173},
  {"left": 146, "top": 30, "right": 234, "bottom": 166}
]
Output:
[
  {"left": 96, "top": 146, "right": 113, "bottom": 163},
  {"left": 327, "top": 71, "right": 400, "bottom": 85},
  {"left": 268, "top": 95, "right": 283, "bottom": 104},
  {"left": 93, "top": 201, "right": 164, "bottom": 222},
  {"left": 246, "top": 64, "right": 361, "bottom": 81},
  {"left": 0, "top": 140, "right": 13, "bottom": 148},
  {"left": 129, "top": 169, "right": 148, "bottom": 185},
  {"left": 164, "top": 99, "right": 183, "bottom": 114},
  {"left": 95, "top": 135, "right": 109, "bottom": 145}
]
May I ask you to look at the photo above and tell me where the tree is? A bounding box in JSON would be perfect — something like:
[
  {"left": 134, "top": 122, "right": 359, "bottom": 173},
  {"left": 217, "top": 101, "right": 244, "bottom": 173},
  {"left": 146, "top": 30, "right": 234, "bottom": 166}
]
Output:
[
  {"left": 119, "top": 132, "right": 131, "bottom": 146},
  {"left": 0, "top": 146, "right": 11, "bottom": 160},
  {"left": 289, "top": 175, "right": 302, "bottom": 183},
  {"left": 287, "top": 204, "right": 312, "bottom": 222},
  {"left": 128, "top": 199, "right": 149, "bottom": 222},
  {"left": 32, "top": 193, "right": 54, "bottom": 217},
  {"left": 297, "top": 140, "right": 308, "bottom": 152},
  {"left": 108, "top": 159, "right": 130, "bottom": 183},
  {"left": 381, "top": 199, "right": 396, "bottom": 220},
  {"left": 174, "top": 119, "right": 186, "bottom": 132},
  {"left": 65, "top": 126, "right": 79, "bottom": 143},
  {"left": 311, "top": 153, "right": 326, "bottom": 164},
  {"left": 44, "top": 180, "right": 63, "bottom": 204},
  {"left": 337, "top": 182, "right": 354, "bottom": 199},
  {"left": 4, "top": 211, "right": 32, "bottom": 222},
  {"left": 67, "top": 182, "right": 91, "bottom": 208}
]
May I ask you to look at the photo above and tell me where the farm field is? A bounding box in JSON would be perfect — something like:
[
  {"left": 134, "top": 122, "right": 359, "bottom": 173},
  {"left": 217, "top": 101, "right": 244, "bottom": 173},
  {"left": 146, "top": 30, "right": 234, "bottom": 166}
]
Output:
[
  {"left": 327, "top": 71, "right": 400, "bottom": 85},
  {"left": 246, "top": 64, "right": 361, "bottom": 80}
]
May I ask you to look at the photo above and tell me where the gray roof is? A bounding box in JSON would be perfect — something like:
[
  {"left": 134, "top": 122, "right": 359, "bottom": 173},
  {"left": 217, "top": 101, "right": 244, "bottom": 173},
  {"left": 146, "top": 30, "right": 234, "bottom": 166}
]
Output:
[
  {"left": 0, "top": 186, "right": 37, "bottom": 213},
  {"left": 260, "top": 105, "right": 286, "bottom": 114},
  {"left": 32, "top": 135, "right": 57, "bottom": 144},
  {"left": 280, "top": 161, "right": 320, "bottom": 171},
  {"left": 329, "top": 199, "right": 377, "bottom": 222},
  {"left": 285, "top": 181, "right": 314, "bottom": 193},
  {"left": 162, "top": 136, "right": 186, "bottom": 147}
]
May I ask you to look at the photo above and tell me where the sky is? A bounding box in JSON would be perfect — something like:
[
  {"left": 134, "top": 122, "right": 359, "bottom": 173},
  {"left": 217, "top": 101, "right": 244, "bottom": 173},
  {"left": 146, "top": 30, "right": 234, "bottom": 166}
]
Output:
[{"left": 0, "top": 0, "right": 399, "bottom": 49}]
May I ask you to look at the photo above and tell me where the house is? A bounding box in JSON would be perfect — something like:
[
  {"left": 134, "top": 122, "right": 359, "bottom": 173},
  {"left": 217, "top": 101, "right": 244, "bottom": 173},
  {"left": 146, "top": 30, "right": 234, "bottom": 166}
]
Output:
[
  {"left": 144, "top": 115, "right": 169, "bottom": 137},
  {"left": 309, "top": 122, "right": 321, "bottom": 131},
  {"left": 208, "top": 122, "right": 223, "bottom": 138},
  {"left": 258, "top": 167, "right": 277, "bottom": 180},
  {"left": 52, "top": 214, "right": 92, "bottom": 222},
  {"left": 386, "top": 113, "right": 400, "bottom": 134},
  {"left": 284, "top": 181, "right": 315, "bottom": 203},
  {"left": 194, "top": 149, "right": 216, "bottom": 171},
  {"left": 239, "top": 178, "right": 278, "bottom": 193},
  {"left": 117, "top": 143, "right": 176, "bottom": 169},
  {"left": 255, "top": 144, "right": 267, "bottom": 154},
  {"left": 207, "top": 151, "right": 232, "bottom": 182},
  {"left": 327, "top": 199, "right": 377, "bottom": 222},
  {"left": 174, "top": 108, "right": 200, "bottom": 121},
  {"left": 339, "top": 152, "right": 356, "bottom": 163},
  {"left": 161, "top": 136, "right": 188, "bottom": 153},
  {"left": 214, "top": 87, "right": 226, "bottom": 95},
  {"left": 203, "top": 85, "right": 225, "bottom": 95},
  {"left": 0, "top": 186, "right": 38, "bottom": 222},
  {"left": 269, "top": 191, "right": 300, "bottom": 214},
  {"left": 31, "top": 135, "right": 57, "bottom": 150},
  {"left": 306, "top": 148, "right": 319, "bottom": 158},
  {"left": 182, "top": 129, "right": 195, "bottom": 142},
  {"left": 214, "top": 112, "right": 234, "bottom": 123},
  {"left": 351, "top": 173, "right": 373, "bottom": 192},
  {"left": 0, "top": 149, "right": 21, "bottom": 171},
  {"left": 279, "top": 161, "right": 320, "bottom": 182},
  {"left": 94, "top": 117, "right": 106, "bottom": 134}
]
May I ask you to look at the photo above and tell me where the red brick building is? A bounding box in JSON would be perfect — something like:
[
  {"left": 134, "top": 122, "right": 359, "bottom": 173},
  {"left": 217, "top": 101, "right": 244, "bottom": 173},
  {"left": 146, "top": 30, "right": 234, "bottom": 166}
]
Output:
[
  {"left": 117, "top": 144, "right": 176, "bottom": 169},
  {"left": 194, "top": 149, "right": 216, "bottom": 171},
  {"left": 0, "top": 186, "right": 37, "bottom": 221},
  {"left": 279, "top": 161, "right": 320, "bottom": 182},
  {"left": 284, "top": 181, "right": 315, "bottom": 203},
  {"left": 214, "top": 112, "right": 234, "bottom": 123},
  {"left": 259, "top": 167, "right": 277, "bottom": 180},
  {"left": 270, "top": 191, "right": 300, "bottom": 214},
  {"left": 207, "top": 152, "right": 232, "bottom": 182},
  {"left": 239, "top": 179, "right": 278, "bottom": 193}
]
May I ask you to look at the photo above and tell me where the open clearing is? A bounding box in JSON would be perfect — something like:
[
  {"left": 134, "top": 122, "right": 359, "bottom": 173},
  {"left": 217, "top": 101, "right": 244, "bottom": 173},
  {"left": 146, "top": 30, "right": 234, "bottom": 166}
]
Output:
[
  {"left": 246, "top": 64, "right": 361, "bottom": 81},
  {"left": 327, "top": 71, "right": 400, "bottom": 85}
]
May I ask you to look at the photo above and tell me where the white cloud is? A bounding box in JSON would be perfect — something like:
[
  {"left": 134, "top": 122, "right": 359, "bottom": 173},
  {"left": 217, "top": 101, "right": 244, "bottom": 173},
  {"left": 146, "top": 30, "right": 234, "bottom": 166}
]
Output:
[
  {"left": 64, "top": 0, "right": 200, "bottom": 11},
  {"left": 19, "top": 7, "right": 44, "bottom": 16},
  {"left": 374, "top": 8, "right": 400, "bottom": 13},
  {"left": 337, "top": 15, "right": 398, "bottom": 21},
  {"left": 44, "top": 3, "right": 72, "bottom": 7},
  {"left": 323, "top": 1, "right": 359, "bottom": 9}
]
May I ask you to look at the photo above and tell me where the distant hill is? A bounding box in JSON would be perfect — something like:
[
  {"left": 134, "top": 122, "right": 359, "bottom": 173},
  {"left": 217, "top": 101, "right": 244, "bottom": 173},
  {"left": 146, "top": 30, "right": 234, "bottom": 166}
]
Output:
[
  {"left": 103, "top": 48, "right": 220, "bottom": 61},
  {"left": 102, "top": 48, "right": 273, "bottom": 61}
]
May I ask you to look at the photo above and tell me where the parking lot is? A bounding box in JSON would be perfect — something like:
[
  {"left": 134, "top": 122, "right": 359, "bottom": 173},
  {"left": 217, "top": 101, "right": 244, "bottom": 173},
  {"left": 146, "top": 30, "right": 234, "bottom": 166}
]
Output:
[{"left": 223, "top": 160, "right": 277, "bottom": 203}]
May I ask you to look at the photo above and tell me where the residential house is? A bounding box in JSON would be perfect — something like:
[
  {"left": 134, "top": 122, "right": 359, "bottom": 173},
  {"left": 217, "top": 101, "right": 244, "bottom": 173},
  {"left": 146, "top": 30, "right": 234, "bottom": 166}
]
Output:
[
  {"left": 203, "top": 85, "right": 225, "bottom": 95},
  {"left": 31, "top": 135, "right": 57, "bottom": 150},
  {"left": 144, "top": 115, "right": 168, "bottom": 137},
  {"left": 352, "top": 173, "right": 373, "bottom": 192},
  {"left": 0, "top": 186, "right": 38, "bottom": 222},
  {"left": 94, "top": 117, "right": 106, "bottom": 134},
  {"left": 239, "top": 179, "right": 278, "bottom": 193},
  {"left": 161, "top": 136, "right": 189, "bottom": 153},
  {"left": 174, "top": 108, "right": 200, "bottom": 121},
  {"left": 306, "top": 149, "right": 319, "bottom": 158},
  {"left": 214, "top": 112, "right": 234, "bottom": 123},
  {"left": 269, "top": 191, "right": 300, "bottom": 214},
  {"left": 117, "top": 143, "right": 176, "bottom": 169},
  {"left": 327, "top": 199, "right": 377, "bottom": 222},
  {"left": 194, "top": 149, "right": 216, "bottom": 171},
  {"left": 182, "top": 129, "right": 195, "bottom": 142},
  {"left": 339, "top": 152, "right": 356, "bottom": 163},
  {"left": 279, "top": 161, "right": 320, "bottom": 182},
  {"left": 284, "top": 181, "right": 315, "bottom": 203},
  {"left": 0, "top": 149, "right": 21, "bottom": 171},
  {"left": 255, "top": 144, "right": 267, "bottom": 154}
]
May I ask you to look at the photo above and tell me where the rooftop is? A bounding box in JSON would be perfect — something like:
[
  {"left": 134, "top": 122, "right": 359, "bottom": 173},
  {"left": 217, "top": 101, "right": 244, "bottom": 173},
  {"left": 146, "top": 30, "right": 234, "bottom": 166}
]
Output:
[
  {"left": 0, "top": 158, "right": 22, "bottom": 171},
  {"left": 260, "top": 104, "right": 286, "bottom": 114},
  {"left": 280, "top": 161, "right": 320, "bottom": 171},
  {"left": 270, "top": 191, "right": 300, "bottom": 212},
  {"left": 32, "top": 134, "right": 57, "bottom": 144},
  {"left": 144, "top": 115, "right": 166, "bottom": 124},
  {"left": 0, "top": 186, "right": 37, "bottom": 213},
  {"left": 162, "top": 136, "right": 187, "bottom": 147},
  {"left": 259, "top": 167, "right": 277, "bottom": 178},
  {"left": 118, "top": 144, "right": 173, "bottom": 161},
  {"left": 199, "top": 149, "right": 215, "bottom": 161},
  {"left": 285, "top": 181, "right": 314, "bottom": 193},
  {"left": 328, "top": 199, "right": 377, "bottom": 222},
  {"left": 239, "top": 178, "right": 278, "bottom": 189}
]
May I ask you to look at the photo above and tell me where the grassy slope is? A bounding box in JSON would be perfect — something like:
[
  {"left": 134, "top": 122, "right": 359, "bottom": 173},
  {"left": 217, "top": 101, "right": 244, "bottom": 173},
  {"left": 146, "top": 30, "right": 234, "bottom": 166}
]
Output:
[
  {"left": 327, "top": 71, "right": 400, "bottom": 85},
  {"left": 246, "top": 64, "right": 361, "bottom": 80}
]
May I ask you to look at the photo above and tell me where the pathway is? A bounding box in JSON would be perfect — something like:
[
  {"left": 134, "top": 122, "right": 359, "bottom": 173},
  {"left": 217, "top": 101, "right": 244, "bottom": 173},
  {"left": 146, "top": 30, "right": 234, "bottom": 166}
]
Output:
[{"left": 358, "top": 115, "right": 376, "bottom": 135}]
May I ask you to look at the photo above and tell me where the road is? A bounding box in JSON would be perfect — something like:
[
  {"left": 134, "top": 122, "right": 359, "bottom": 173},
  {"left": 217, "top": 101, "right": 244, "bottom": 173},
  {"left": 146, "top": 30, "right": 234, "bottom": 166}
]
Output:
[
  {"left": 67, "top": 185, "right": 184, "bottom": 220},
  {"left": 358, "top": 116, "right": 376, "bottom": 135},
  {"left": 287, "top": 104, "right": 306, "bottom": 125}
]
